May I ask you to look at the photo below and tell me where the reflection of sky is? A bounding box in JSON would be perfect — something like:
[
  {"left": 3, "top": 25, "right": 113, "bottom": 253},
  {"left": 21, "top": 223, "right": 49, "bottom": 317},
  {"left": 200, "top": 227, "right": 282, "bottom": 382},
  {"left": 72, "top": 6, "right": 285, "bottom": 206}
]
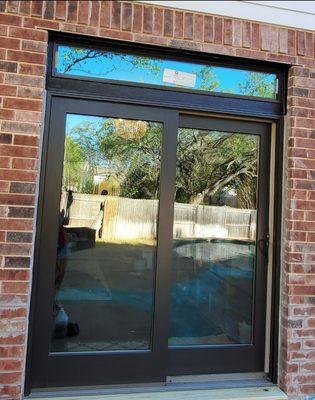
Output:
[
  {"left": 57, "top": 45, "right": 276, "bottom": 98},
  {"left": 66, "top": 113, "right": 104, "bottom": 133}
]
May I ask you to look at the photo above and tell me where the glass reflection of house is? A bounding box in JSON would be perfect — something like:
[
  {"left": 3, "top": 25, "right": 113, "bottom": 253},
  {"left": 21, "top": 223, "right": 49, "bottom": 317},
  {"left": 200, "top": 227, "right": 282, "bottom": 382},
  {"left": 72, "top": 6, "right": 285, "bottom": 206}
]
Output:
[{"left": 93, "top": 167, "right": 121, "bottom": 196}]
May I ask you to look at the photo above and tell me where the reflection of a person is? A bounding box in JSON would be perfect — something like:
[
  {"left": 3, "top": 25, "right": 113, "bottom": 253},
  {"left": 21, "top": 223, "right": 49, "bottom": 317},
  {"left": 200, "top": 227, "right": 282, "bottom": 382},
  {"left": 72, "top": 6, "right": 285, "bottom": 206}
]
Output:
[
  {"left": 53, "top": 208, "right": 79, "bottom": 339},
  {"left": 98, "top": 190, "right": 108, "bottom": 238}
]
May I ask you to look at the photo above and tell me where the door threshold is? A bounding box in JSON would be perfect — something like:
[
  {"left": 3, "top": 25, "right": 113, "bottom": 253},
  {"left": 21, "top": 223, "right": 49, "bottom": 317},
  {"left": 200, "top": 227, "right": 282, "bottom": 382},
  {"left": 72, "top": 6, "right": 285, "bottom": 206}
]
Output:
[{"left": 28, "top": 386, "right": 287, "bottom": 400}]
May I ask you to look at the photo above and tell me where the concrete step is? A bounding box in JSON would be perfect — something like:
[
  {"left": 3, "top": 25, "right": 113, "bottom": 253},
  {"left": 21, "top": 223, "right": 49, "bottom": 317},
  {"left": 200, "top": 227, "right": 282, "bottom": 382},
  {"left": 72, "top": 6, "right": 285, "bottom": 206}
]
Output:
[{"left": 32, "top": 386, "right": 287, "bottom": 400}]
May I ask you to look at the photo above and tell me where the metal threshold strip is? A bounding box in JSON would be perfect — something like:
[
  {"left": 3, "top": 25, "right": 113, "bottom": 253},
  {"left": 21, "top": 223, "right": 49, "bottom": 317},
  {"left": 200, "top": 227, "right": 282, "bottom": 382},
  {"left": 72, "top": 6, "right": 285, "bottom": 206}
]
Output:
[{"left": 29, "top": 386, "right": 287, "bottom": 400}]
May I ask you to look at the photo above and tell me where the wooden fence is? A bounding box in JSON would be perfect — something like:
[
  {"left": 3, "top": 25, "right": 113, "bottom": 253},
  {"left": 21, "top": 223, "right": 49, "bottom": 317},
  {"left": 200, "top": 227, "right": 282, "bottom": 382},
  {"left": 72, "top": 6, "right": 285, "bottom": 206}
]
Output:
[{"left": 61, "top": 193, "right": 256, "bottom": 241}]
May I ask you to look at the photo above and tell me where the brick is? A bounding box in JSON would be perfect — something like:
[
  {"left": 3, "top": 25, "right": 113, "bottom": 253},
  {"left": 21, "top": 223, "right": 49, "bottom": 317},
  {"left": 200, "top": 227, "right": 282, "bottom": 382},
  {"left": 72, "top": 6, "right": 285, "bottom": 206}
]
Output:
[
  {"left": 297, "top": 31, "right": 306, "bottom": 56},
  {"left": 153, "top": 8, "right": 162, "bottom": 36},
  {"left": 31, "top": 0, "right": 42, "bottom": 17},
  {"left": 43, "top": 0, "right": 54, "bottom": 19},
  {"left": 55, "top": 0, "right": 66, "bottom": 20},
  {"left": 168, "top": 39, "right": 201, "bottom": 52},
  {"left": 164, "top": 9, "right": 173, "bottom": 37},
  {"left": 90, "top": 0, "right": 99, "bottom": 27},
  {"left": 0, "top": 169, "right": 36, "bottom": 182},
  {"left": 0, "top": 181, "right": 9, "bottom": 191},
  {"left": 7, "top": 49, "right": 45, "bottom": 64},
  {"left": 242, "top": 21, "right": 251, "bottom": 48},
  {"left": 21, "top": 39, "right": 47, "bottom": 53},
  {"left": 1, "top": 121, "right": 39, "bottom": 135},
  {"left": 12, "top": 158, "right": 37, "bottom": 170},
  {"left": 60, "top": 21, "right": 98, "bottom": 36},
  {"left": 9, "top": 26, "right": 46, "bottom": 41},
  {"left": 0, "top": 359, "right": 22, "bottom": 371},
  {"left": 3, "top": 98, "right": 41, "bottom": 112},
  {"left": 0, "top": 84, "right": 16, "bottom": 96},
  {"left": 174, "top": 11, "right": 183, "bottom": 39},
  {"left": 0, "top": 157, "right": 10, "bottom": 168},
  {"left": 4, "top": 256, "right": 30, "bottom": 268},
  {"left": 214, "top": 17, "right": 223, "bottom": 44},
  {"left": 184, "top": 13, "right": 193, "bottom": 40},
  {"left": 192, "top": 14, "right": 203, "bottom": 43},
  {"left": 17, "top": 86, "right": 42, "bottom": 99},
  {"left": 122, "top": 2, "right": 132, "bottom": 31},
  {"left": 202, "top": 15, "right": 213, "bottom": 43},
  {"left": 99, "top": 29, "right": 132, "bottom": 41},
  {"left": 261, "top": 26, "right": 271, "bottom": 51},
  {"left": 133, "top": 3, "right": 142, "bottom": 33},
  {"left": 111, "top": 0, "right": 121, "bottom": 30},
  {"left": 223, "top": 19, "right": 232, "bottom": 46},
  {"left": 78, "top": 0, "right": 89, "bottom": 25},
  {"left": 0, "top": 14, "right": 22, "bottom": 27},
  {"left": 0, "top": 344, "right": 24, "bottom": 357},
  {"left": 67, "top": 0, "right": 78, "bottom": 23},
  {"left": 232, "top": 20, "right": 241, "bottom": 47},
  {"left": 305, "top": 32, "right": 314, "bottom": 58},
  {"left": 0, "top": 36, "right": 20, "bottom": 49},
  {"left": 0, "top": 24, "right": 7, "bottom": 35},
  {"left": 6, "top": 231, "right": 32, "bottom": 243},
  {"left": 0, "top": 60, "right": 17, "bottom": 73},
  {"left": 24, "top": 17, "right": 59, "bottom": 31},
  {"left": 0, "top": 371, "right": 22, "bottom": 384},
  {"left": 14, "top": 135, "right": 39, "bottom": 147},
  {"left": 0, "top": 134, "right": 12, "bottom": 144},
  {"left": 1, "top": 281, "right": 29, "bottom": 293},
  {"left": 287, "top": 29, "right": 296, "bottom": 55},
  {"left": 100, "top": 0, "right": 110, "bottom": 28},
  {"left": 143, "top": 6, "right": 153, "bottom": 34},
  {"left": 0, "top": 307, "right": 27, "bottom": 317},
  {"left": 6, "top": 1, "right": 19, "bottom": 13},
  {"left": 10, "top": 182, "right": 35, "bottom": 194},
  {"left": 0, "top": 193, "right": 34, "bottom": 206},
  {"left": 133, "top": 34, "right": 167, "bottom": 47},
  {"left": 5, "top": 73, "right": 44, "bottom": 87},
  {"left": 0, "top": 219, "right": 33, "bottom": 231},
  {"left": 279, "top": 28, "right": 288, "bottom": 53}
]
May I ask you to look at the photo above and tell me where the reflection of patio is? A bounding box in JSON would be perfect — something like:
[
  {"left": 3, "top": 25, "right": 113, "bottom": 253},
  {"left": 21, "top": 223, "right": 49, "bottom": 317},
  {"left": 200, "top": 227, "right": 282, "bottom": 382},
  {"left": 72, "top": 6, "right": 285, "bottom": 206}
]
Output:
[{"left": 52, "top": 239, "right": 255, "bottom": 353}]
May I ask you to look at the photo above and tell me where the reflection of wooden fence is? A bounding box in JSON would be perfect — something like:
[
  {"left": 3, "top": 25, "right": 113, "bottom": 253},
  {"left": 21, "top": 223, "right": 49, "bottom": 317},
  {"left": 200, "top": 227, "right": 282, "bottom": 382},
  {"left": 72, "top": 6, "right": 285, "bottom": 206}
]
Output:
[{"left": 61, "top": 193, "right": 256, "bottom": 241}]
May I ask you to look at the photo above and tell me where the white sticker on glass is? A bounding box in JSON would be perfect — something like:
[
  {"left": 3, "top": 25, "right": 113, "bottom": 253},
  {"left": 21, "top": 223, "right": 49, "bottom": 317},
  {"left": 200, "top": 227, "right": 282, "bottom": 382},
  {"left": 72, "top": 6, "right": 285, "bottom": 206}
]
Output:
[{"left": 162, "top": 68, "right": 196, "bottom": 88}]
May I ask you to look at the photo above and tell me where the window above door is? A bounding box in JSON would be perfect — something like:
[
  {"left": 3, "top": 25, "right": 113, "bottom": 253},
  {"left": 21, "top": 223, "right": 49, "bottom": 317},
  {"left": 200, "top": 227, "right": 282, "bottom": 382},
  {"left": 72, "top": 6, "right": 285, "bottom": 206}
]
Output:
[{"left": 54, "top": 44, "right": 278, "bottom": 100}]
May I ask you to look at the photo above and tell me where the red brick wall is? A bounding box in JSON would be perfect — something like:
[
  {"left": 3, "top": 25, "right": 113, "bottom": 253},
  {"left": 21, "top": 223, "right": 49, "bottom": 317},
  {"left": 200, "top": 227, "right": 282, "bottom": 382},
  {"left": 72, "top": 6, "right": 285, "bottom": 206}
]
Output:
[{"left": 0, "top": 1, "right": 314, "bottom": 399}]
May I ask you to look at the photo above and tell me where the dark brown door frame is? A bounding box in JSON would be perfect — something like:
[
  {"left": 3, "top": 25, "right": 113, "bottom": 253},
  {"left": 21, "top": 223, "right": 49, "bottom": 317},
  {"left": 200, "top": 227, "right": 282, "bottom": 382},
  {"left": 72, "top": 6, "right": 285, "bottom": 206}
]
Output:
[
  {"left": 25, "top": 34, "right": 287, "bottom": 394},
  {"left": 28, "top": 95, "right": 272, "bottom": 389},
  {"left": 29, "top": 97, "right": 178, "bottom": 388}
]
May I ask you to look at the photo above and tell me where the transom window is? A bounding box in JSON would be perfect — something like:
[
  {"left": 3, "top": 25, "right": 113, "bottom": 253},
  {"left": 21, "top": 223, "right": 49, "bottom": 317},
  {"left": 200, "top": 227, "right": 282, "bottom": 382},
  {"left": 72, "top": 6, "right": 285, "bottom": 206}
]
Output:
[{"left": 54, "top": 44, "right": 278, "bottom": 100}]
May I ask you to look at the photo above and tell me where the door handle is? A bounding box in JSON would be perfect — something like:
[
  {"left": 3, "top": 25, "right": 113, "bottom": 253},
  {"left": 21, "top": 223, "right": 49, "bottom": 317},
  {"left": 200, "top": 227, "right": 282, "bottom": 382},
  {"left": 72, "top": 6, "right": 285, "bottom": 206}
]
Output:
[{"left": 258, "top": 233, "right": 270, "bottom": 263}]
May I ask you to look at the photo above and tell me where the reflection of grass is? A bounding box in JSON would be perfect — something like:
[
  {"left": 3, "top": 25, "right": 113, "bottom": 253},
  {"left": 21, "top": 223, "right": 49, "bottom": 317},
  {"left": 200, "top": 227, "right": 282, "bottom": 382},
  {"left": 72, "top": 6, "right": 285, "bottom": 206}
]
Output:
[{"left": 95, "top": 239, "right": 156, "bottom": 247}]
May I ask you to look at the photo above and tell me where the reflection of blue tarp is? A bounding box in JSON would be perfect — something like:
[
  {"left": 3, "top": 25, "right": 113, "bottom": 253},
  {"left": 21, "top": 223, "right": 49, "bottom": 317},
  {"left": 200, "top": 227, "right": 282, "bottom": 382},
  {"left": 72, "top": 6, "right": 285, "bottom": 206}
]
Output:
[{"left": 59, "top": 240, "right": 255, "bottom": 340}]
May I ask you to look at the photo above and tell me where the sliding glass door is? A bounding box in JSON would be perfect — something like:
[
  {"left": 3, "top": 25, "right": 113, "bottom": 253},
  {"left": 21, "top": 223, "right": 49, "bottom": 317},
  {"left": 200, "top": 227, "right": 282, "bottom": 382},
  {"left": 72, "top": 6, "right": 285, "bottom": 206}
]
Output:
[
  {"left": 31, "top": 98, "right": 270, "bottom": 388},
  {"left": 168, "top": 115, "right": 270, "bottom": 375}
]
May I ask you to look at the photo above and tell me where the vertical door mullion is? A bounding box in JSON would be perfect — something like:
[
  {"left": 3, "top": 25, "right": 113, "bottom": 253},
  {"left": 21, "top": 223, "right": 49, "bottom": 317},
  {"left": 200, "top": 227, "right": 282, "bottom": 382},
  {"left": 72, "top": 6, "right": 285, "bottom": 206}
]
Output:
[{"left": 152, "top": 110, "right": 179, "bottom": 378}]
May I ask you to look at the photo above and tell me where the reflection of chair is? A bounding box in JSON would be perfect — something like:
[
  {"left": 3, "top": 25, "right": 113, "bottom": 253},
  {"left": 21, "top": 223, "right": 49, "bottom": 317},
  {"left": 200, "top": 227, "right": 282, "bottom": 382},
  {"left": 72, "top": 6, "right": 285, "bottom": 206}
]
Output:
[{"left": 65, "top": 227, "right": 96, "bottom": 250}]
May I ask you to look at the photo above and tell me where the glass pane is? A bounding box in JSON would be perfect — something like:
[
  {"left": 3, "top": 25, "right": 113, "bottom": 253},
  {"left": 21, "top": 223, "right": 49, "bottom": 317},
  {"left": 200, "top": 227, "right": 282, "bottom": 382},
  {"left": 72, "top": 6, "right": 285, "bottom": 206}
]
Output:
[
  {"left": 169, "top": 128, "right": 259, "bottom": 346},
  {"left": 51, "top": 114, "right": 162, "bottom": 352},
  {"left": 56, "top": 45, "right": 277, "bottom": 99}
]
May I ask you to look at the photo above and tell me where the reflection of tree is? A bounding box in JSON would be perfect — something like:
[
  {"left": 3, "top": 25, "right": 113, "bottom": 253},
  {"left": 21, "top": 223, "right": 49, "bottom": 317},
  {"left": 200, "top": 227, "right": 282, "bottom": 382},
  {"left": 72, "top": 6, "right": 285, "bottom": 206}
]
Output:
[
  {"left": 59, "top": 47, "right": 161, "bottom": 78},
  {"left": 63, "top": 136, "right": 94, "bottom": 193},
  {"left": 66, "top": 119, "right": 258, "bottom": 208},
  {"left": 239, "top": 72, "right": 275, "bottom": 98},
  {"left": 59, "top": 47, "right": 275, "bottom": 99},
  {"left": 176, "top": 129, "right": 258, "bottom": 207}
]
